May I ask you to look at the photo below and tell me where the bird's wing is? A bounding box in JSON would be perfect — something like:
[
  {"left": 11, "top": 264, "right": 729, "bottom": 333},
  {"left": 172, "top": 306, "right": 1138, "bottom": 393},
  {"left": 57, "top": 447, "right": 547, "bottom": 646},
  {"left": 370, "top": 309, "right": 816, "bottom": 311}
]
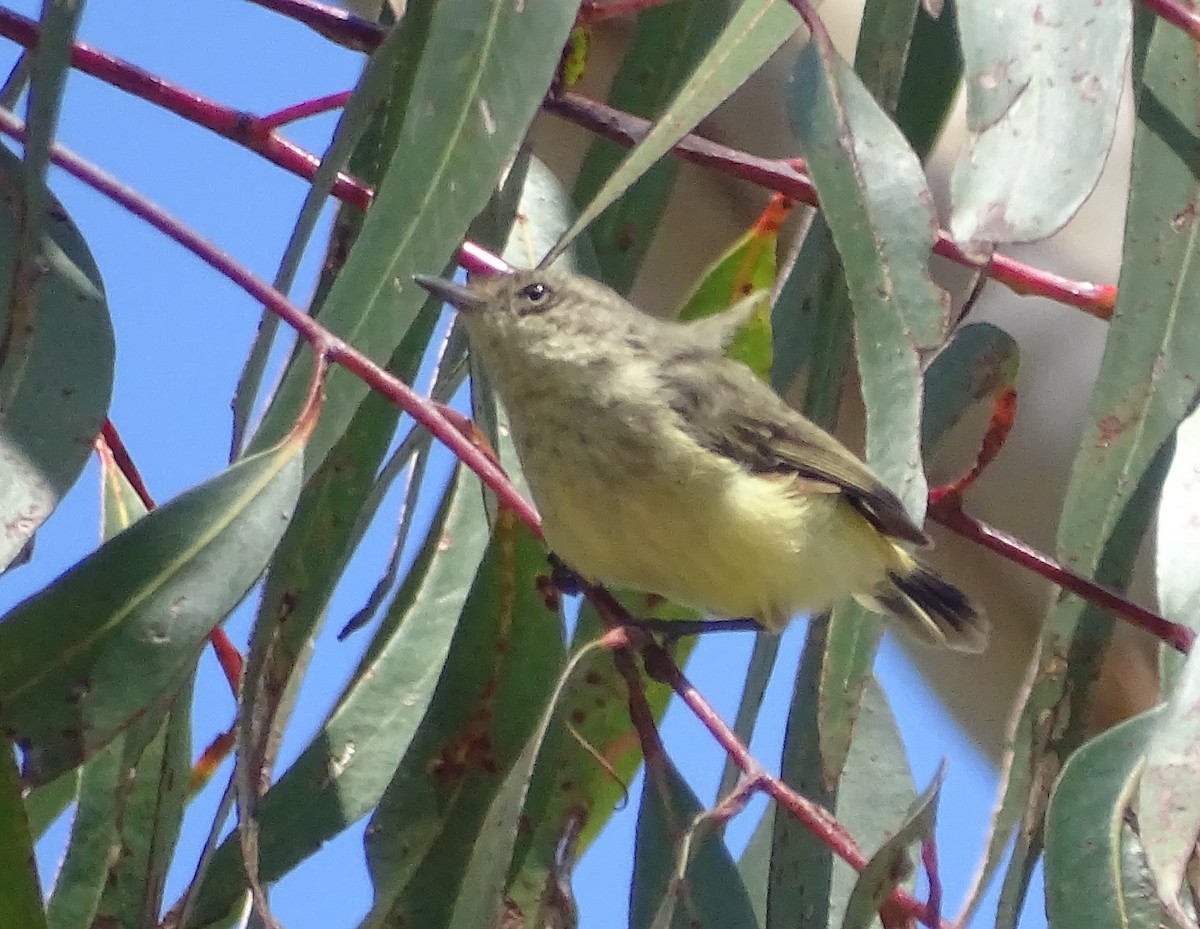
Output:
[{"left": 665, "top": 359, "right": 930, "bottom": 547}]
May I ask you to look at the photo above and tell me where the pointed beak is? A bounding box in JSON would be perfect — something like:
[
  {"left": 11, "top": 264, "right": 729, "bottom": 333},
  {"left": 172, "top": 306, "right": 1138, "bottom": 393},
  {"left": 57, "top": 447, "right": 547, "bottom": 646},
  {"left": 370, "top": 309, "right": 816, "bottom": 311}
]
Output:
[{"left": 413, "top": 274, "right": 488, "bottom": 312}]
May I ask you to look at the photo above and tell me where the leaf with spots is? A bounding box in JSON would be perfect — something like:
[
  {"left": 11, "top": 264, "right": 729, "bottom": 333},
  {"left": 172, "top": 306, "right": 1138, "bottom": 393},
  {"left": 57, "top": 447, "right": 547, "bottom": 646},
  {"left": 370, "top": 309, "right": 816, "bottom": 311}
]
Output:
[{"left": 0, "top": 428, "right": 302, "bottom": 786}]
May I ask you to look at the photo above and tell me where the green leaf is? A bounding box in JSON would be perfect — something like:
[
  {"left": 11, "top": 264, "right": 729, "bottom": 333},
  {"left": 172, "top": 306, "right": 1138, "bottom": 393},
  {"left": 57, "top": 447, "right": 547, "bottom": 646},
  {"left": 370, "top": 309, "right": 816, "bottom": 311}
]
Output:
[
  {"left": 0, "top": 144, "right": 113, "bottom": 571},
  {"left": 185, "top": 466, "right": 490, "bottom": 928},
  {"left": 0, "top": 0, "right": 84, "bottom": 468},
  {"left": 840, "top": 765, "right": 941, "bottom": 929},
  {"left": 921, "top": 322, "right": 1020, "bottom": 458},
  {"left": 0, "top": 745, "right": 44, "bottom": 929},
  {"left": 951, "top": 0, "right": 1131, "bottom": 249},
  {"left": 1137, "top": 636, "right": 1200, "bottom": 909},
  {"left": 1155, "top": 404, "right": 1200, "bottom": 685},
  {"left": 1045, "top": 710, "right": 1170, "bottom": 929},
  {"left": 232, "top": 9, "right": 434, "bottom": 455},
  {"left": 789, "top": 38, "right": 947, "bottom": 521},
  {"left": 234, "top": 299, "right": 441, "bottom": 848},
  {"left": 247, "top": 0, "right": 579, "bottom": 475},
  {"left": 893, "top": 0, "right": 964, "bottom": 161},
  {"left": 358, "top": 515, "right": 564, "bottom": 928},
  {"left": 571, "top": 0, "right": 734, "bottom": 293},
  {"left": 556, "top": 0, "right": 798, "bottom": 259},
  {"left": 677, "top": 214, "right": 778, "bottom": 379},
  {"left": 45, "top": 470, "right": 191, "bottom": 929},
  {"left": 852, "top": 0, "right": 920, "bottom": 114},
  {"left": 768, "top": 661, "right": 915, "bottom": 929},
  {"left": 504, "top": 594, "right": 696, "bottom": 927},
  {"left": 966, "top": 21, "right": 1200, "bottom": 922},
  {"left": 0, "top": 430, "right": 302, "bottom": 786},
  {"left": 631, "top": 754, "right": 758, "bottom": 929}
]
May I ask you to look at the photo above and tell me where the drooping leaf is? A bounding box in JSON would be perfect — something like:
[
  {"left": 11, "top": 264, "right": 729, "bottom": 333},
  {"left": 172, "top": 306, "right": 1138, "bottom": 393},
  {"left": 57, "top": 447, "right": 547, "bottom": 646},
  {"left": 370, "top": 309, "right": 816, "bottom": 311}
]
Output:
[
  {"left": 0, "top": 745, "right": 44, "bottom": 929},
  {"left": 571, "top": 0, "right": 734, "bottom": 294},
  {"left": 631, "top": 753, "right": 758, "bottom": 929},
  {"left": 357, "top": 514, "right": 564, "bottom": 929},
  {"left": 1155, "top": 404, "right": 1200, "bottom": 685},
  {"left": 950, "top": 0, "right": 1131, "bottom": 250},
  {"left": 840, "top": 765, "right": 941, "bottom": 929},
  {"left": 0, "top": 144, "right": 113, "bottom": 571},
  {"left": 0, "top": 429, "right": 302, "bottom": 786},
  {"left": 969, "top": 18, "right": 1200, "bottom": 922},
  {"left": 231, "top": 8, "right": 435, "bottom": 454},
  {"left": 1137, "top": 636, "right": 1200, "bottom": 910},
  {"left": 556, "top": 0, "right": 799, "bottom": 260},
  {"left": 246, "top": 0, "right": 579, "bottom": 476},
  {"left": 789, "top": 36, "right": 947, "bottom": 522},
  {"left": 1045, "top": 709, "right": 1172, "bottom": 929},
  {"left": 185, "top": 466, "right": 490, "bottom": 928}
]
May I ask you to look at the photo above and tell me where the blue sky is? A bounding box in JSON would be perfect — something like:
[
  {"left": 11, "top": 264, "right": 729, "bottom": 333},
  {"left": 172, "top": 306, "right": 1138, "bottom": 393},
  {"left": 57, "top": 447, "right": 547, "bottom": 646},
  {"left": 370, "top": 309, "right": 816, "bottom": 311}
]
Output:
[{"left": 0, "top": 3, "right": 1040, "bottom": 927}]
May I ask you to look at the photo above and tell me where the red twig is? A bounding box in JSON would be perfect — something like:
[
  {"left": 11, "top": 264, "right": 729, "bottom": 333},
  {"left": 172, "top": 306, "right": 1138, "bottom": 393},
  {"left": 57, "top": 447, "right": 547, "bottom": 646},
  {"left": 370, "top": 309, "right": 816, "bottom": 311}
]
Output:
[
  {"left": 244, "top": 0, "right": 1200, "bottom": 73},
  {"left": 0, "top": 7, "right": 371, "bottom": 210},
  {"left": 1142, "top": 0, "right": 1200, "bottom": 42},
  {"left": 927, "top": 492, "right": 1194, "bottom": 654},
  {"left": 260, "top": 90, "right": 353, "bottom": 129},
  {"left": 99, "top": 418, "right": 155, "bottom": 511},
  {"left": 542, "top": 93, "right": 1117, "bottom": 319},
  {"left": 922, "top": 833, "right": 943, "bottom": 929},
  {"left": 0, "top": 109, "right": 543, "bottom": 536},
  {"left": 245, "top": 0, "right": 384, "bottom": 52},
  {"left": 0, "top": 7, "right": 1119, "bottom": 318}
]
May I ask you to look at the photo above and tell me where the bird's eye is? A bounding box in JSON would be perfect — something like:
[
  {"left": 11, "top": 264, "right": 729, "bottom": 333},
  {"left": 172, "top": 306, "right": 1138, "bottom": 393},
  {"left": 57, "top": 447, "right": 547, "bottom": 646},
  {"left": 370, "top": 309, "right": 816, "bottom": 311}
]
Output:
[{"left": 516, "top": 281, "right": 552, "bottom": 314}]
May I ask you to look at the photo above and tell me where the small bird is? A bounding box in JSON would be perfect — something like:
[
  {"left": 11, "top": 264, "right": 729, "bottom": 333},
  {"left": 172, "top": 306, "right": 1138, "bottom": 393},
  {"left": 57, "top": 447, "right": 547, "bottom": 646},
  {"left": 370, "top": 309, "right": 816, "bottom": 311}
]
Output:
[{"left": 415, "top": 268, "right": 987, "bottom": 652}]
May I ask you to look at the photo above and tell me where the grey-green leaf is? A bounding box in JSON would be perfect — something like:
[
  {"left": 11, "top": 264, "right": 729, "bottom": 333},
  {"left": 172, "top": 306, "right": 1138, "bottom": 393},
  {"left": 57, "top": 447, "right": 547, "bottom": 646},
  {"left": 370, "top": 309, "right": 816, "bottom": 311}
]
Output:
[
  {"left": 0, "top": 144, "right": 113, "bottom": 571},
  {"left": 247, "top": 0, "right": 579, "bottom": 476},
  {"left": 951, "top": 0, "right": 1131, "bottom": 250},
  {"left": 789, "top": 38, "right": 948, "bottom": 520},
  {"left": 0, "top": 431, "right": 302, "bottom": 785},
  {"left": 632, "top": 754, "right": 758, "bottom": 929}
]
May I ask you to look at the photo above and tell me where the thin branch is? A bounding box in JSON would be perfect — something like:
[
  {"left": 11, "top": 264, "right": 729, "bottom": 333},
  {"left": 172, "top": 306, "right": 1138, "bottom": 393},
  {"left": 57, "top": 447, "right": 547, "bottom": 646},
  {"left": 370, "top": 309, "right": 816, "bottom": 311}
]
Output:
[
  {"left": 0, "top": 7, "right": 1118, "bottom": 317},
  {"left": 1142, "top": 0, "right": 1200, "bottom": 43},
  {"left": 245, "top": 0, "right": 384, "bottom": 52},
  {"left": 242, "top": 0, "right": 1200, "bottom": 68},
  {"left": 260, "top": 90, "right": 353, "bottom": 129},
  {"left": 542, "top": 92, "right": 1117, "bottom": 319},
  {"left": 0, "top": 108, "right": 542, "bottom": 534},
  {"left": 927, "top": 491, "right": 1194, "bottom": 654},
  {"left": 0, "top": 7, "right": 370, "bottom": 209}
]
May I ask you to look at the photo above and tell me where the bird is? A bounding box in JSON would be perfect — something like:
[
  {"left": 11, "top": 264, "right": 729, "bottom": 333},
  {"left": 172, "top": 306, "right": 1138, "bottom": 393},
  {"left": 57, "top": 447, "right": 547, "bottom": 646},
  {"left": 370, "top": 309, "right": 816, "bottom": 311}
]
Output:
[{"left": 414, "top": 268, "right": 987, "bottom": 653}]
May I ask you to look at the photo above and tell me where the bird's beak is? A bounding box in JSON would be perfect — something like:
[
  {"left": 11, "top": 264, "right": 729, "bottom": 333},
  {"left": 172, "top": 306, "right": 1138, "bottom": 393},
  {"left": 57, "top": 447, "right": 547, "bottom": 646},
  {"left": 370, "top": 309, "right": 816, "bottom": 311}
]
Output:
[{"left": 413, "top": 274, "right": 488, "bottom": 312}]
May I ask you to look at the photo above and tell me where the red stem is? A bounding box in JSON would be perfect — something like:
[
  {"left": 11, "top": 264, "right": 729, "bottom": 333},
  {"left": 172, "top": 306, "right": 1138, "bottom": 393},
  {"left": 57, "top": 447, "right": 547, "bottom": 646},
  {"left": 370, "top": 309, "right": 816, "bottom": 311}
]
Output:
[
  {"left": 0, "top": 8, "right": 1118, "bottom": 317},
  {"left": 1141, "top": 0, "right": 1200, "bottom": 42},
  {"left": 260, "top": 90, "right": 353, "bottom": 129},
  {"left": 927, "top": 493, "right": 1194, "bottom": 654},
  {"left": 541, "top": 93, "right": 1116, "bottom": 318},
  {"left": 0, "top": 109, "right": 543, "bottom": 535},
  {"left": 0, "top": 7, "right": 371, "bottom": 210},
  {"left": 99, "top": 418, "right": 156, "bottom": 511}
]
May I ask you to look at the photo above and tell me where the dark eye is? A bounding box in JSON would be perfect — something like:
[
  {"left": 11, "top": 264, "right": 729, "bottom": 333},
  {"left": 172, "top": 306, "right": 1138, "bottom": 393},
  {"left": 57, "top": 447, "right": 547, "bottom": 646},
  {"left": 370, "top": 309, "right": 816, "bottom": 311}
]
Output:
[{"left": 516, "top": 281, "right": 552, "bottom": 314}]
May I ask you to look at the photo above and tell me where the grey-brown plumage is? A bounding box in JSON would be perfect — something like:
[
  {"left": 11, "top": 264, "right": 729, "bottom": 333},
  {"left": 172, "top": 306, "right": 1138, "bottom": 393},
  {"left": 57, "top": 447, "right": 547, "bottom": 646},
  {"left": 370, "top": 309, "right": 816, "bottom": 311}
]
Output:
[{"left": 414, "top": 268, "right": 987, "bottom": 652}]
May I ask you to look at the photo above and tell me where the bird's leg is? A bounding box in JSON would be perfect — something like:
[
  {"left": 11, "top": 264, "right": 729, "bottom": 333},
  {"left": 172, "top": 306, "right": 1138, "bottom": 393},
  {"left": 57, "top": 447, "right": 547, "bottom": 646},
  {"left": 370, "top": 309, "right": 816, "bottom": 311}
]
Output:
[
  {"left": 546, "top": 552, "right": 587, "bottom": 596},
  {"left": 630, "top": 617, "right": 763, "bottom": 636},
  {"left": 544, "top": 553, "right": 761, "bottom": 635}
]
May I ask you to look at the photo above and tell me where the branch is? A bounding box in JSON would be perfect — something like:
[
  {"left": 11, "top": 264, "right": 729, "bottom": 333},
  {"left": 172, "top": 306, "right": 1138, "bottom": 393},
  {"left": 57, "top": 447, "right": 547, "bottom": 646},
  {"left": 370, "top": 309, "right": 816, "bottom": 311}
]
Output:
[
  {"left": 0, "top": 7, "right": 371, "bottom": 209},
  {"left": 0, "top": 108, "right": 541, "bottom": 534},
  {"left": 926, "top": 492, "right": 1194, "bottom": 654},
  {"left": 542, "top": 92, "right": 1117, "bottom": 319}
]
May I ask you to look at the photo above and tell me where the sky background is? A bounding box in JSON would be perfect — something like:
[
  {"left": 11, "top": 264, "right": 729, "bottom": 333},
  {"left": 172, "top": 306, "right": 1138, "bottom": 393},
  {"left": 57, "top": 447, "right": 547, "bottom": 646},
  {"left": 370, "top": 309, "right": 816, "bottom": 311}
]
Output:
[{"left": 0, "top": 3, "right": 1042, "bottom": 927}]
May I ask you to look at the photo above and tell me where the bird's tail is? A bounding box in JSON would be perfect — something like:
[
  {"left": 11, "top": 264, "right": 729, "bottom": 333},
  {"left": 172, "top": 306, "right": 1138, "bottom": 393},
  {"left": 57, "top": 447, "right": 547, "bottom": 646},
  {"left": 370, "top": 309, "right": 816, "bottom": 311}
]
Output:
[{"left": 858, "top": 561, "right": 989, "bottom": 653}]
